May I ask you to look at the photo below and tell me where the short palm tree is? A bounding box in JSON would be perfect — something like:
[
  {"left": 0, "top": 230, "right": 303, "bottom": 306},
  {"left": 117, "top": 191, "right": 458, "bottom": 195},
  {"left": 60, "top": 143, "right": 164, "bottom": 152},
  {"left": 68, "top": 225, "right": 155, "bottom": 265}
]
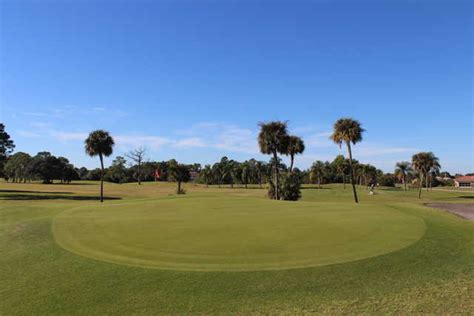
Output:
[
  {"left": 412, "top": 152, "right": 429, "bottom": 199},
  {"left": 310, "top": 160, "right": 325, "bottom": 188},
  {"left": 286, "top": 135, "right": 305, "bottom": 172},
  {"left": 201, "top": 165, "right": 213, "bottom": 187},
  {"left": 85, "top": 130, "right": 114, "bottom": 202},
  {"left": 395, "top": 161, "right": 412, "bottom": 191},
  {"left": 412, "top": 152, "right": 439, "bottom": 198},
  {"left": 255, "top": 161, "right": 265, "bottom": 188},
  {"left": 330, "top": 118, "right": 365, "bottom": 203},
  {"left": 258, "top": 121, "right": 289, "bottom": 200}
]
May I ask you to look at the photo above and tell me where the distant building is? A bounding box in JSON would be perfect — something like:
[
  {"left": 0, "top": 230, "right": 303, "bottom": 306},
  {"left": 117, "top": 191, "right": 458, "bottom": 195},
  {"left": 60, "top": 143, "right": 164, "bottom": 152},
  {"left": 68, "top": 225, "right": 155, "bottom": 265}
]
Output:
[
  {"left": 454, "top": 176, "right": 474, "bottom": 188},
  {"left": 190, "top": 171, "right": 199, "bottom": 181}
]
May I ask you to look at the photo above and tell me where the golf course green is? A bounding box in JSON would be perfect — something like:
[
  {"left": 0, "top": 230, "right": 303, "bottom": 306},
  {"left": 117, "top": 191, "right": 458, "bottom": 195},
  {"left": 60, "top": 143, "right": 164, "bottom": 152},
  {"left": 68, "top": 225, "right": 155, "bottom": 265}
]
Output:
[
  {"left": 54, "top": 196, "right": 425, "bottom": 271},
  {"left": 1, "top": 181, "right": 473, "bottom": 313}
]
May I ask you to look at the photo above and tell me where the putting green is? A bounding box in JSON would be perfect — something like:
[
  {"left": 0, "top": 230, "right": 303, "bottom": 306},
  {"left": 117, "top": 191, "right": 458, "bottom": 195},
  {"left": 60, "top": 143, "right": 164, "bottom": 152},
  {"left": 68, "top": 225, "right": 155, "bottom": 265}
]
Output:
[{"left": 53, "top": 196, "right": 426, "bottom": 271}]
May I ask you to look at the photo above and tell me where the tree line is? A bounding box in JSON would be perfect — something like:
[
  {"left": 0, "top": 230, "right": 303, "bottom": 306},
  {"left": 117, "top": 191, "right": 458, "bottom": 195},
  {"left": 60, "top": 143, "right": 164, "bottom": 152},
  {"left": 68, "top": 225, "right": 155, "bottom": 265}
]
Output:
[{"left": 0, "top": 121, "right": 460, "bottom": 203}]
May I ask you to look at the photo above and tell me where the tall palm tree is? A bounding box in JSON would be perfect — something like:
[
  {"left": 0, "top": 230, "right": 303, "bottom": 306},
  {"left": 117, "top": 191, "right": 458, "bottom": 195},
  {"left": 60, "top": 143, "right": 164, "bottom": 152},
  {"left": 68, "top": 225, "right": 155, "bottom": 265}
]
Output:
[
  {"left": 286, "top": 135, "right": 305, "bottom": 172},
  {"left": 395, "top": 161, "right": 412, "bottom": 191},
  {"left": 330, "top": 118, "right": 365, "bottom": 203},
  {"left": 310, "top": 160, "right": 325, "bottom": 188},
  {"left": 85, "top": 130, "right": 114, "bottom": 202},
  {"left": 258, "top": 121, "right": 289, "bottom": 200}
]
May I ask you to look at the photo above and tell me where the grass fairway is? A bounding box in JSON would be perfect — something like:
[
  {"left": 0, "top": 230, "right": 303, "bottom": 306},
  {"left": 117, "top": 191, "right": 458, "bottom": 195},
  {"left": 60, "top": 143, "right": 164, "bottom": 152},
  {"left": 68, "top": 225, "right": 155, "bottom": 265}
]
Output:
[{"left": 1, "top": 181, "right": 474, "bottom": 313}]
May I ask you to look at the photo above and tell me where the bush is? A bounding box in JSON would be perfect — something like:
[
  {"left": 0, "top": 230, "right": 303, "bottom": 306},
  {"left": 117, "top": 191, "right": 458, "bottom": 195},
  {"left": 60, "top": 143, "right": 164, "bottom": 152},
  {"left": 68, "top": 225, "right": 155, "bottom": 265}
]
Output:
[
  {"left": 267, "top": 172, "right": 302, "bottom": 201},
  {"left": 377, "top": 174, "right": 396, "bottom": 187}
]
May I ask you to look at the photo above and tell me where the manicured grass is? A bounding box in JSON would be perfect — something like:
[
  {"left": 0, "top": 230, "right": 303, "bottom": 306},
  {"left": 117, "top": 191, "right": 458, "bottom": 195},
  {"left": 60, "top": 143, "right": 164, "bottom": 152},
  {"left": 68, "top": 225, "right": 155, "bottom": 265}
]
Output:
[
  {"left": 53, "top": 196, "right": 425, "bottom": 271},
  {"left": 1, "top": 181, "right": 473, "bottom": 313}
]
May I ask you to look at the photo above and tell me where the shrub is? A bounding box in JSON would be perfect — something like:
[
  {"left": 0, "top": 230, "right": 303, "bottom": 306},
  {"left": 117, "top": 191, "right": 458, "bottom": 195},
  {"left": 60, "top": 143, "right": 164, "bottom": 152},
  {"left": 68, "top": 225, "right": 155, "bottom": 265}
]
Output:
[{"left": 267, "top": 172, "right": 302, "bottom": 201}]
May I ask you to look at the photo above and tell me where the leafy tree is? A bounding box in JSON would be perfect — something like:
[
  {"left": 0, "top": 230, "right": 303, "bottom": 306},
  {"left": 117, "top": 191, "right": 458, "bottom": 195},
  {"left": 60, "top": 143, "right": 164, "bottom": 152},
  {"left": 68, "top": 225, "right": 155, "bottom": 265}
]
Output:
[
  {"left": 0, "top": 123, "right": 15, "bottom": 177},
  {"left": 57, "top": 157, "right": 79, "bottom": 183},
  {"left": 258, "top": 121, "right": 289, "bottom": 200},
  {"left": 286, "top": 135, "right": 305, "bottom": 172},
  {"left": 86, "top": 168, "right": 102, "bottom": 181},
  {"left": 76, "top": 167, "right": 89, "bottom": 180},
  {"left": 4, "top": 152, "right": 31, "bottom": 182},
  {"left": 105, "top": 156, "right": 129, "bottom": 184},
  {"left": 26, "top": 152, "right": 62, "bottom": 183},
  {"left": 394, "top": 161, "right": 413, "bottom": 191},
  {"left": 359, "top": 163, "right": 377, "bottom": 186},
  {"left": 330, "top": 118, "right": 365, "bottom": 203},
  {"left": 169, "top": 162, "right": 190, "bottom": 194},
  {"left": 85, "top": 130, "right": 115, "bottom": 202}
]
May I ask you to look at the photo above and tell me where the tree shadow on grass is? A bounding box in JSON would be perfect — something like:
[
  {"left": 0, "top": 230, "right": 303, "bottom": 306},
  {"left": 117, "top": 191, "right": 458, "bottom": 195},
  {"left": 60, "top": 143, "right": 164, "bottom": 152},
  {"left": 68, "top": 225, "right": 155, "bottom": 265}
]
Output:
[
  {"left": 0, "top": 194, "right": 121, "bottom": 201},
  {"left": 0, "top": 189, "right": 74, "bottom": 194},
  {"left": 459, "top": 196, "right": 474, "bottom": 199}
]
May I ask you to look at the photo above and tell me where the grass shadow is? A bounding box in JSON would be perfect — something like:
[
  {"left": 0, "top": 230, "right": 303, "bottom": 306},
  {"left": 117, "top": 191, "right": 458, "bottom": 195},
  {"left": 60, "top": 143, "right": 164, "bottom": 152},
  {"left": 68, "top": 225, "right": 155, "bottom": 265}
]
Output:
[
  {"left": 459, "top": 196, "right": 474, "bottom": 199},
  {"left": 0, "top": 194, "right": 121, "bottom": 201}
]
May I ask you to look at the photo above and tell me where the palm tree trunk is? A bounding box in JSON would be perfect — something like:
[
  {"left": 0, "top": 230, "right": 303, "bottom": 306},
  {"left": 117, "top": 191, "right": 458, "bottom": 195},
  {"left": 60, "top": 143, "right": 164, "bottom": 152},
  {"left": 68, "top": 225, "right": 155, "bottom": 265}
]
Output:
[
  {"left": 425, "top": 173, "right": 429, "bottom": 191},
  {"left": 177, "top": 181, "right": 181, "bottom": 194},
  {"left": 346, "top": 142, "right": 359, "bottom": 203},
  {"left": 273, "top": 151, "right": 279, "bottom": 200},
  {"left": 318, "top": 176, "right": 321, "bottom": 189},
  {"left": 418, "top": 174, "right": 423, "bottom": 199},
  {"left": 289, "top": 154, "right": 294, "bottom": 173},
  {"left": 99, "top": 153, "right": 104, "bottom": 203},
  {"left": 403, "top": 174, "right": 407, "bottom": 191},
  {"left": 342, "top": 174, "right": 346, "bottom": 189}
]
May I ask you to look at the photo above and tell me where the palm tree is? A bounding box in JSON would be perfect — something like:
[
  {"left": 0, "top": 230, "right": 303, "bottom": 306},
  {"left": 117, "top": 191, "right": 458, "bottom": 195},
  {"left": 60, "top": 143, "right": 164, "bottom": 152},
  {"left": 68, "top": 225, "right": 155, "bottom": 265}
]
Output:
[
  {"left": 169, "top": 163, "right": 190, "bottom": 194},
  {"left": 310, "top": 160, "right": 325, "bottom": 188},
  {"left": 286, "top": 135, "right": 305, "bottom": 172},
  {"left": 241, "top": 161, "right": 250, "bottom": 189},
  {"left": 395, "top": 161, "right": 412, "bottom": 191},
  {"left": 412, "top": 152, "right": 439, "bottom": 198},
  {"left": 255, "top": 161, "right": 265, "bottom": 188},
  {"left": 333, "top": 155, "right": 349, "bottom": 189},
  {"left": 330, "top": 118, "right": 365, "bottom": 203},
  {"left": 426, "top": 153, "right": 440, "bottom": 191},
  {"left": 85, "top": 130, "right": 114, "bottom": 202},
  {"left": 258, "top": 121, "right": 289, "bottom": 200},
  {"left": 201, "top": 165, "right": 213, "bottom": 187}
]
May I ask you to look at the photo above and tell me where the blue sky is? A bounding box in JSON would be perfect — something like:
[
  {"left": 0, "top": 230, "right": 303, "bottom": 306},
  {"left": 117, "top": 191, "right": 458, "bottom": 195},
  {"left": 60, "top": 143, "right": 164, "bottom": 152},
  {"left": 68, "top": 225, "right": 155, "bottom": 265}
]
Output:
[{"left": 0, "top": 0, "right": 472, "bottom": 173}]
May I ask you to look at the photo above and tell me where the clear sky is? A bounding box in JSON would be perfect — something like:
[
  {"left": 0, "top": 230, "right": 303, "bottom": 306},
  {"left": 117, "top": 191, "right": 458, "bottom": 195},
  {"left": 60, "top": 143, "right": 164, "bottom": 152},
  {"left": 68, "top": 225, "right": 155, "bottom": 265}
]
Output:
[{"left": 0, "top": 0, "right": 472, "bottom": 173}]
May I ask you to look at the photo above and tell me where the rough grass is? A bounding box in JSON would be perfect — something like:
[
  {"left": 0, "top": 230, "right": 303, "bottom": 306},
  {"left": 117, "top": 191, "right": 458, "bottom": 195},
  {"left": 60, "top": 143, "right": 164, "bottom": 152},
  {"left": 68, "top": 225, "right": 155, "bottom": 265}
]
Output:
[{"left": 1, "top": 181, "right": 473, "bottom": 314}]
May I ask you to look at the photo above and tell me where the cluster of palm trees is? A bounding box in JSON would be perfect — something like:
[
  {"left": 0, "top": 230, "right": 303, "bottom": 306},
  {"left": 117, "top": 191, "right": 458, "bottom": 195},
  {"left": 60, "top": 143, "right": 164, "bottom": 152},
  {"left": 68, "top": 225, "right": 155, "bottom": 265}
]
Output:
[
  {"left": 257, "top": 121, "right": 305, "bottom": 200},
  {"left": 395, "top": 152, "right": 440, "bottom": 198},
  {"left": 200, "top": 157, "right": 269, "bottom": 189}
]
